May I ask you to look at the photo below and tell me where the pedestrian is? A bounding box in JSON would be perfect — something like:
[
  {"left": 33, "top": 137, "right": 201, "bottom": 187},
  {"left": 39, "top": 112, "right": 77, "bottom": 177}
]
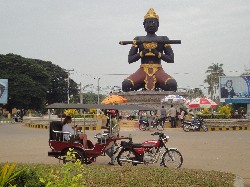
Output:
[
  {"left": 105, "top": 110, "right": 111, "bottom": 127},
  {"left": 241, "top": 109, "right": 245, "bottom": 118},
  {"left": 102, "top": 109, "right": 119, "bottom": 165},
  {"left": 179, "top": 109, "right": 185, "bottom": 123},
  {"left": 167, "top": 105, "right": 177, "bottom": 128},
  {"left": 160, "top": 106, "right": 167, "bottom": 126}
]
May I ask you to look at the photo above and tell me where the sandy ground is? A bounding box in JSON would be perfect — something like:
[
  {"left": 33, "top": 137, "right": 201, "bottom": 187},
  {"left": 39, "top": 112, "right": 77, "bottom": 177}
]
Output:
[{"left": 0, "top": 123, "right": 249, "bottom": 186}]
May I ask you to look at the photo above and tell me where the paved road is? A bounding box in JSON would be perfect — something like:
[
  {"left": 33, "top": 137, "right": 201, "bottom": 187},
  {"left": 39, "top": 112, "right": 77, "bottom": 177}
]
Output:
[{"left": 0, "top": 123, "right": 250, "bottom": 186}]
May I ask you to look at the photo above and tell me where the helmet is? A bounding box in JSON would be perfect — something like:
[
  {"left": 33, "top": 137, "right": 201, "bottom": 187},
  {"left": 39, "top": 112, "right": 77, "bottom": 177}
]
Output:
[{"left": 109, "top": 110, "right": 116, "bottom": 117}]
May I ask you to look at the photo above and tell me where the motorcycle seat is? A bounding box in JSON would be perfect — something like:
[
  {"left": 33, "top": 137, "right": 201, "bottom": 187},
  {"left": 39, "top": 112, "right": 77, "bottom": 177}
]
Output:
[
  {"left": 121, "top": 141, "right": 131, "bottom": 146},
  {"left": 132, "top": 143, "right": 142, "bottom": 148},
  {"left": 121, "top": 141, "right": 142, "bottom": 148}
]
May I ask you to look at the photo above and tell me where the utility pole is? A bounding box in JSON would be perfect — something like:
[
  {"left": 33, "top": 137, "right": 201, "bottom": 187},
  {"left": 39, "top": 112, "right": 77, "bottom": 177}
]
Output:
[
  {"left": 65, "top": 69, "right": 74, "bottom": 104},
  {"left": 94, "top": 77, "right": 101, "bottom": 104},
  {"left": 79, "top": 82, "right": 83, "bottom": 104},
  {"left": 97, "top": 77, "right": 101, "bottom": 104},
  {"left": 79, "top": 82, "right": 83, "bottom": 114}
]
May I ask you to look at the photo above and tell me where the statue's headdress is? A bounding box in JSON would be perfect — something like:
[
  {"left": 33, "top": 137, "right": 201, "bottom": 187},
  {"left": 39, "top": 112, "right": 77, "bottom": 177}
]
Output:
[{"left": 144, "top": 8, "right": 159, "bottom": 20}]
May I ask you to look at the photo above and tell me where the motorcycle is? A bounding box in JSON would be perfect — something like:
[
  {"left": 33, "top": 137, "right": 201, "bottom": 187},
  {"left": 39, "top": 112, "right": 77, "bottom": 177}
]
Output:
[
  {"left": 182, "top": 117, "right": 208, "bottom": 132},
  {"left": 12, "top": 114, "right": 23, "bottom": 123},
  {"left": 139, "top": 116, "right": 164, "bottom": 131},
  {"left": 116, "top": 132, "right": 183, "bottom": 168}
]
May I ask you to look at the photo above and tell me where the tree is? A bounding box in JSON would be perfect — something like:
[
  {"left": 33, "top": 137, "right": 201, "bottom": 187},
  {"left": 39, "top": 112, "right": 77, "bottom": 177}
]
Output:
[
  {"left": 187, "top": 88, "right": 204, "bottom": 99},
  {"left": 82, "top": 92, "right": 106, "bottom": 104},
  {"left": 204, "top": 63, "right": 225, "bottom": 99},
  {"left": 241, "top": 67, "right": 250, "bottom": 75},
  {"left": 0, "top": 54, "right": 79, "bottom": 112},
  {"left": 35, "top": 60, "right": 78, "bottom": 105},
  {"left": 0, "top": 54, "right": 50, "bottom": 111}
]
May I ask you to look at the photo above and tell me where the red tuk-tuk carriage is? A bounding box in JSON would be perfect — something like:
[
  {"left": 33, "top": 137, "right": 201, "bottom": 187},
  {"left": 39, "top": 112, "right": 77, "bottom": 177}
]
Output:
[{"left": 46, "top": 103, "right": 154, "bottom": 164}]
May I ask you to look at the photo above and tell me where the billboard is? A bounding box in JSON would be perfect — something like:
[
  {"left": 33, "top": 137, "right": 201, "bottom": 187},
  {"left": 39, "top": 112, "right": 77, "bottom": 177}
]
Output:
[
  {"left": 219, "top": 76, "right": 250, "bottom": 101},
  {"left": 0, "top": 79, "right": 8, "bottom": 104}
]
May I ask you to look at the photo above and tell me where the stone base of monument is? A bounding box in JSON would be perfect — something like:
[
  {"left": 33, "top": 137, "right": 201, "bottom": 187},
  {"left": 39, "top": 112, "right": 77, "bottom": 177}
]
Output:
[
  {"left": 115, "top": 90, "right": 188, "bottom": 110},
  {"left": 118, "top": 119, "right": 182, "bottom": 128}
]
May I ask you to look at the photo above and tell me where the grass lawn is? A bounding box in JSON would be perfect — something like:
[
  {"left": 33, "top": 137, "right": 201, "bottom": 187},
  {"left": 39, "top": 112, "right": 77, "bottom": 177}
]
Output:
[{"left": 5, "top": 163, "right": 235, "bottom": 187}]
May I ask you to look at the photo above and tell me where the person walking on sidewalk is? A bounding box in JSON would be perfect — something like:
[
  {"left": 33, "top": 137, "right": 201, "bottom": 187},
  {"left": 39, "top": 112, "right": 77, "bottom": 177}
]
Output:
[
  {"left": 160, "top": 106, "right": 167, "bottom": 126},
  {"left": 167, "top": 105, "right": 177, "bottom": 128}
]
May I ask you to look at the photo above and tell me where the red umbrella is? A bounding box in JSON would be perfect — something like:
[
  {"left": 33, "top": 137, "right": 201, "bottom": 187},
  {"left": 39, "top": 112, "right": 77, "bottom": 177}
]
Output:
[
  {"left": 188, "top": 98, "right": 217, "bottom": 109},
  {"left": 207, "top": 98, "right": 218, "bottom": 108}
]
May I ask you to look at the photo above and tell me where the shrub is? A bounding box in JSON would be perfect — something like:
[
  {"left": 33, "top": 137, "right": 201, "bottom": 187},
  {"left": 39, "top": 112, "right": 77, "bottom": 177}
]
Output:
[
  {"left": 64, "top": 109, "right": 79, "bottom": 117},
  {"left": 0, "top": 162, "right": 23, "bottom": 187},
  {"left": 218, "top": 104, "right": 232, "bottom": 118},
  {"left": 197, "top": 113, "right": 226, "bottom": 119},
  {"left": 89, "top": 108, "right": 96, "bottom": 114},
  {"left": 2, "top": 164, "right": 235, "bottom": 187},
  {"left": 197, "top": 114, "right": 212, "bottom": 119},
  {"left": 40, "top": 163, "right": 84, "bottom": 187},
  {"left": 13, "top": 165, "right": 44, "bottom": 187},
  {"left": 202, "top": 108, "right": 212, "bottom": 114}
]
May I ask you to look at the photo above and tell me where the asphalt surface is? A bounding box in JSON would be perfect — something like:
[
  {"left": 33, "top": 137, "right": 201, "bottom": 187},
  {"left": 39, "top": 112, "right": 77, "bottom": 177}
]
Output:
[{"left": 0, "top": 122, "right": 249, "bottom": 186}]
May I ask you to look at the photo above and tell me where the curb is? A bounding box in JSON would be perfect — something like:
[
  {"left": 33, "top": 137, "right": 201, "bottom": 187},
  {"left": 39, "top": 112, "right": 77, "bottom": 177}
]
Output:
[
  {"left": 0, "top": 121, "right": 12, "bottom": 123},
  {"left": 24, "top": 123, "right": 49, "bottom": 129},
  {"left": 23, "top": 123, "right": 102, "bottom": 131},
  {"left": 208, "top": 126, "right": 250, "bottom": 131},
  {"left": 22, "top": 122, "right": 250, "bottom": 132}
]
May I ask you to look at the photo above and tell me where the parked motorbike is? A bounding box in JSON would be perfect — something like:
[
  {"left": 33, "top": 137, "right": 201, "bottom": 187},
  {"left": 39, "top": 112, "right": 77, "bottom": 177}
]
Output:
[
  {"left": 116, "top": 132, "right": 183, "bottom": 168},
  {"left": 13, "top": 114, "right": 23, "bottom": 123},
  {"left": 139, "top": 116, "right": 164, "bottom": 131},
  {"left": 182, "top": 117, "right": 208, "bottom": 132}
]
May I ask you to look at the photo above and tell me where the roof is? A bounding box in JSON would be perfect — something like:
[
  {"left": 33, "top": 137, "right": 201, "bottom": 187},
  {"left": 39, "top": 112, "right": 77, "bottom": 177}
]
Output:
[{"left": 46, "top": 103, "right": 155, "bottom": 111}]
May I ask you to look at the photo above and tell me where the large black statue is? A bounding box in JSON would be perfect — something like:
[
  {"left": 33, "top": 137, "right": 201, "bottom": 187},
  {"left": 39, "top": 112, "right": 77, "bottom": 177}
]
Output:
[{"left": 120, "top": 8, "right": 181, "bottom": 92}]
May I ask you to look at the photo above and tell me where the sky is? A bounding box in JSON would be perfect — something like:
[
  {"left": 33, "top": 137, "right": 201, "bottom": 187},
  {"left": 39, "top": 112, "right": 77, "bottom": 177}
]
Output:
[{"left": 1, "top": 1, "right": 250, "bottom": 95}]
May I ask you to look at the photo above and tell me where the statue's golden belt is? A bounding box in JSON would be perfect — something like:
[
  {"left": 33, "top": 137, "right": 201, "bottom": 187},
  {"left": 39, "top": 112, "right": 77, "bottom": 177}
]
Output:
[{"left": 140, "top": 64, "right": 161, "bottom": 77}]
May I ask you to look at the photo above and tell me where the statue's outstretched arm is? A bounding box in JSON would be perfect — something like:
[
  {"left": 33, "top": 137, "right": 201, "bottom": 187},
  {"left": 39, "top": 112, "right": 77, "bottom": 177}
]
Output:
[{"left": 161, "top": 45, "right": 174, "bottom": 63}]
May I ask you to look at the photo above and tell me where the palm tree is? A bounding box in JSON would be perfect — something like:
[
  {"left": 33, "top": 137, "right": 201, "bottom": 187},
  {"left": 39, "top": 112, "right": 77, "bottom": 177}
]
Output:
[
  {"left": 187, "top": 88, "right": 204, "bottom": 99},
  {"left": 204, "top": 63, "right": 225, "bottom": 99}
]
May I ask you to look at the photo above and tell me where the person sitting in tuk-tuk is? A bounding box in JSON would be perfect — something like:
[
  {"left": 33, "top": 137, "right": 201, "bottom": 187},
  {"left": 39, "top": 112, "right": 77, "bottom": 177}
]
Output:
[{"left": 62, "top": 116, "right": 88, "bottom": 149}]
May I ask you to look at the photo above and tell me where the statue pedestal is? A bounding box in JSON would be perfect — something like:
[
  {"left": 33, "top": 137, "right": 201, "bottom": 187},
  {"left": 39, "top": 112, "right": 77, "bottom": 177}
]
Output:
[{"left": 115, "top": 90, "right": 188, "bottom": 110}]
